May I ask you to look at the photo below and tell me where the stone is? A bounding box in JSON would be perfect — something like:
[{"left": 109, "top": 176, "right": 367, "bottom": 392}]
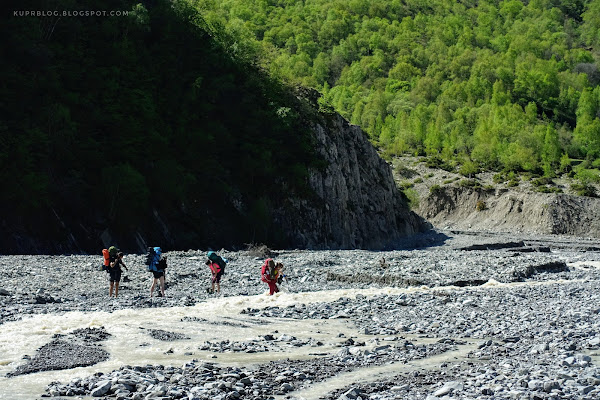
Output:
[
  {"left": 529, "top": 343, "right": 549, "bottom": 354},
  {"left": 338, "top": 387, "right": 362, "bottom": 399},
  {"left": 90, "top": 380, "right": 111, "bottom": 397},
  {"left": 390, "top": 384, "right": 409, "bottom": 392},
  {"left": 433, "top": 381, "right": 463, "bottom": 397},
  {"left": 280, "top": 383, "right": 294, "bottom": 393},
  {"left": 581, "top": 385, "right": 595, "bottom": 394},
  {"left": 563, "top": 357, "right": 576, "bottom": 366}
]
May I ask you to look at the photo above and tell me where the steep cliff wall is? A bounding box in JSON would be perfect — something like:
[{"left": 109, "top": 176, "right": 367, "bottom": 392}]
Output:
[
  {"left": 273, "top": 112, "right": 428, "bottom": 249},
  {"left": 2, "top": 103, "right": 427, "bottom": 254}
]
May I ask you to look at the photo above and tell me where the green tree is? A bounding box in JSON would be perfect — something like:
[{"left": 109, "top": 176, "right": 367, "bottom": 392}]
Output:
[
  {"left": 581, "top": 0, "right": 600, "bottom": 47},
  {"left": 542, "top": 124, "right": 562, "bottom": 175},
  {"left": 189, "top": 0, "right": 599, "bottom": 175}
]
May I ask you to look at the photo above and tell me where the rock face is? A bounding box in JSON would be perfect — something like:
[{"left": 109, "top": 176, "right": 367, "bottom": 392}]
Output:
[
  {"left": 273, "top": 111, "right": 427, "bottom": 249},
  {"left": 419, "top": 186, "right": 600, "bottom": 238},
  {"left": 102, "top": 107, "right": 428, "bottom": 251},
  {"left": 1, "top": 98, "right": 426, "bottom": 254}
]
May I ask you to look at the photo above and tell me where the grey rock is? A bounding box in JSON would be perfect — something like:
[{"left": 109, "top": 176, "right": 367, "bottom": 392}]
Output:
[
  {"left": 529, "top": 343, "right": 549, "bottom": 354},
  {"left": 280, "top": 383, "right": 294, "bottom": 393},
  {"left": 433, "top": 381, "right": 463, "bottom": 396},
  {"left": 90, "top": 380, "right": 111, "bottom": 397},
  {"left": 338, "top": 387, "right": 363, "bottom": 400}
]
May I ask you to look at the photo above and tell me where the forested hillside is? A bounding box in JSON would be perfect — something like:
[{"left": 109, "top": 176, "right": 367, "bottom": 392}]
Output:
[
  {"left": 194, "top": 0, "right": 600, "bottom": 184},
  {"left": 0, "top": 0, "right": 320, "bottom": 252}
]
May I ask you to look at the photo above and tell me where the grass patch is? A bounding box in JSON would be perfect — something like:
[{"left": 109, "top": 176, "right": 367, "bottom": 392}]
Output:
[
  {"left": 402, "top": 188, "right": 420, "bottom": 209},
  {"left": 458, "top": 179, "right": 481, "bottom": 189},
  {"left": 571, "top": 182, "right": 598, "bottom": 197},
  {"left": 429, "top": 184, "right": 443, "bottom": 195}
]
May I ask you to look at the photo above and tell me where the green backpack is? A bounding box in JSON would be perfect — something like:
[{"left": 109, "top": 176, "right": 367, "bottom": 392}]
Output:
[{"left": 108, "top": 246, "right": 119, "bottom": 258}]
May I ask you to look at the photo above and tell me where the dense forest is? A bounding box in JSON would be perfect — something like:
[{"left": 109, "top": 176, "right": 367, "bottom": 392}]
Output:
[
  {"left": 3, "top": 0, "right": 600, "bottom": 252},
  {"left": 0, "top": 0, "right": 319, "bottom": 252},
  {"left": 193, "top": 0, "right": 600, "bottom": 186}
]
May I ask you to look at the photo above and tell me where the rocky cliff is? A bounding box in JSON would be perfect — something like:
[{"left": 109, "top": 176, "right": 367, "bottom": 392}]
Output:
[
  {"left": 1, "top": 1, "right": 429, "bottom": 254},
  {"left": 272, "top": 110, "right": 428, "bottom": 249},
  {"left": 2, "top": 102, "right": 428, "bottom": 254}
]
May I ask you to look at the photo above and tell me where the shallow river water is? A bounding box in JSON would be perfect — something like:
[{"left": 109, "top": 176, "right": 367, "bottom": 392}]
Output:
[{"left": 1, "top": 260, "right": 599, "bottom": 399}]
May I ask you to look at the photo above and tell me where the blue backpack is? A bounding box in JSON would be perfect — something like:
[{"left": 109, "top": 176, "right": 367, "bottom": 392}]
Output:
[{"left": 146, "top": 247, "right": 162, "bottom": 272}]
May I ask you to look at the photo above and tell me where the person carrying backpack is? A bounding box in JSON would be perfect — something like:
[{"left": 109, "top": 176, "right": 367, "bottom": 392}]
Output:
[
  {"left": 261, "top": 258, "right": 280, "bottom": 295},
  {"left": 101, "top": 246, "right": 119, "bottom": 272},
  {"left": 275, "top": 262, "right": 286, "bottom": 285},
  {"left": 101, "top": 249, "right": 110, "bottom": 272},
  {"left": 147, "top": 247, "right": 167, "bottom": 298},
  {"left": 109, "top": 252, "right": 128, "bottom": 298},
  {"left": 206, "top": 251, "right": 226, "bottom": 294}
]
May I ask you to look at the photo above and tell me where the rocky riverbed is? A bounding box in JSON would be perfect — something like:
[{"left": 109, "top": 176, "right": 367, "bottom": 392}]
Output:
[{"left": 2, "top": 230, "right": 600, "bottom": 399}]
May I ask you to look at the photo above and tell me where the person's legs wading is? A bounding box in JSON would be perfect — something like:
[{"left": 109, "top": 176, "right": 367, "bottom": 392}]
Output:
[{"left": 268, "top": 281, "right": 278, "bottom": 295}]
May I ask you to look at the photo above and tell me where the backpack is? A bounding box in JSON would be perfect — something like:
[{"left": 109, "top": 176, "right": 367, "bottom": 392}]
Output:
[
  {"left": 108, "top": 246, "right": 118, "bottom": 258},
  {"left": 101, "top": 249, "right": 110, "bottom": 271},
  {"left": 145, "top": 247, "right": 155, "bottom": 266},
  {"left": 261, "top": 258, "right": 273, "bottom": 282},
  {"left": 146, "top": 247, "right": 162, "bottom": 272},
  {"left": 208, "top": 251, "right": 227, "bottom": 276}
]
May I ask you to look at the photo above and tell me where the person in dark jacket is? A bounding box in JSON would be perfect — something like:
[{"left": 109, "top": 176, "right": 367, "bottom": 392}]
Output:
[{"left": 109, "top": 252, "right": 128, "bottom": 298}]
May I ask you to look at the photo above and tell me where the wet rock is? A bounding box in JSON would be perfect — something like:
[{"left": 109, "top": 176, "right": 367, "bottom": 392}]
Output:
[
  {"left": 145, "top": 328, "right": 190, "bottom": 341},
  {"left": 0, "top": 232, "right": 596, "bottom": 400},
  {"left": 8, "top": 328, "right": 110, "bottom": 377}
]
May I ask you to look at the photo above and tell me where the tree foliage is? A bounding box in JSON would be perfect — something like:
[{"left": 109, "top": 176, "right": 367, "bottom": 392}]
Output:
[
  {"left": 193, "top": 0, "right": 600, "bottom": 173},
  {"left": 0, "top": 0, "right": 318, "bottom": 250}
]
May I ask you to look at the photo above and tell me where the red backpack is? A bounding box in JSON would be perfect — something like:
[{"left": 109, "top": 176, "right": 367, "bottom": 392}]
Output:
[
  {"left": 261, "top": 258, "right": 273, "bottom": 282},
  {"left": 101, "top": 249, "right": 110, "bottom": 271}
]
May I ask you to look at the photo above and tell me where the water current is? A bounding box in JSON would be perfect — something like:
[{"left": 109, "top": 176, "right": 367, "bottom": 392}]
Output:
[{"left": 1, "top": 261, "right": 599, "bottom": 399}]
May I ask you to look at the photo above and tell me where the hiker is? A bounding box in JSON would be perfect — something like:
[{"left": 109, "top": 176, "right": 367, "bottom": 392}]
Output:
[
  {"left": 148, "top": 247, "right": 167, "bottom": 298},
  {"left": 275, "top": 262, "right": 286, "bottom": 285},
  {"left": 379, "top": 257, "right": 389, "bottom": 269},
  {"left": 102, "top": 249, "right": 111, "bottom": 272},
  {"left": 102, "top": 245, "right": 119, "bottom": 272},
  {"left": 206, "top": 251, "right": 226, "bottom": 294},
  {"left": 109, "top": 252, "right": 128, "bottom": 298},
  {"left": 261, "top": 258, "right": 280, "bottom": 295}
]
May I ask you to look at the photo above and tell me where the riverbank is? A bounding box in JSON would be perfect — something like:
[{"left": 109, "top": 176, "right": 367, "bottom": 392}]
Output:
[{"left": 1, "top": 231, "right": 600, "bottom": 399}]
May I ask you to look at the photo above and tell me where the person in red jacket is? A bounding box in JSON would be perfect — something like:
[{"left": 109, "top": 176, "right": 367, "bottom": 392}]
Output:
[
  {"left": 261, "top": 258, "right": 280, "bottom": 295},
  {"left": 206, "top": 252, "right": 224, "bottom": 294}
]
